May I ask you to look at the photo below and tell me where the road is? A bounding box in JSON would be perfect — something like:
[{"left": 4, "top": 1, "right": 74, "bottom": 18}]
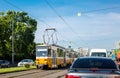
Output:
[{"left": 0, "top": 68, "right": 67, "bottom": 78}]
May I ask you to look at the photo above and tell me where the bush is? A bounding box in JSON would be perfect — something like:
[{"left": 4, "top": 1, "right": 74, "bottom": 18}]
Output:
[{"left": 24, "top": 64, "right": 30, "bottom": 68}]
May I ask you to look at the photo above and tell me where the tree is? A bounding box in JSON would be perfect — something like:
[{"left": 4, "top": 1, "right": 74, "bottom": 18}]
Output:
[
  {"left": 0, "top": 11, "right": 37, "bottom": 61},
  {"left": 0, "top": 12, "right": 12, "bottom": 59}
]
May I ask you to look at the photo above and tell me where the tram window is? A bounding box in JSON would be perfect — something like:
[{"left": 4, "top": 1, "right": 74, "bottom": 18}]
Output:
[
  {"left": 36, "top": 51, "right": 47, "bottom": 57},
  {"left": 48, "top": 49, "right": 51, "bottom": 57},
  {"left": 58, "top": 48, "right": 63, "bottom": 57}
]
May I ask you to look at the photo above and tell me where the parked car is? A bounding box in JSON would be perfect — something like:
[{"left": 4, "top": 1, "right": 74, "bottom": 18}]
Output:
[
  {"left": 18, "top": 59, "right": 34, "bottom": 66},
  {"left": 0, "top": 60, "right": 10, "bottom": 68},
  {"left": 66, "top": 57, "right": 120, "bottom": 78}
]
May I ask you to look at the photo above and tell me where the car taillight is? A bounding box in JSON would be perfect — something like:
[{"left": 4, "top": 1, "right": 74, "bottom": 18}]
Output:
[
  {"left": 65, "top": 75, "right": 81, "bottom": 78},
  {"left": 114, "top": 76, "right": 120, "bottom": 78}
]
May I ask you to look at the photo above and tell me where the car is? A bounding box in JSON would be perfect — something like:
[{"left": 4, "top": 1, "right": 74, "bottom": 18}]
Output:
[
  {"left": 0, "top": 60, "right": 10, "bottom": 68},
  {"left": 89, "top": 49, "right": 107, "bottom": 57},
  {"left": 65, "top": 57, "right": 120, "bottom": 78},
  {"left": 18, "top": 59, "right": 34, "bottom": 66}
]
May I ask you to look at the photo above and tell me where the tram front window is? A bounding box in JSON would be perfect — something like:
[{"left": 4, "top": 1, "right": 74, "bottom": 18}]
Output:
[{"left": 36, "top": 51, "right": 48, "bottom": 57}]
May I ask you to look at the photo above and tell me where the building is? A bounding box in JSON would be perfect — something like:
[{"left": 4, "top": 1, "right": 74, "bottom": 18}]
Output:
[
  {"left": 77, "top": 47, "right": 89, "bottom": 57},
  {"left": 116, "top": 41, "right": 120, "bottom": 49}
]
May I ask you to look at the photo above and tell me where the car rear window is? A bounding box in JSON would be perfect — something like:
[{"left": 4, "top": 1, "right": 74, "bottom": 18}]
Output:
[{"left": 72, "top": 58, "right": 117, "bottom": 69}]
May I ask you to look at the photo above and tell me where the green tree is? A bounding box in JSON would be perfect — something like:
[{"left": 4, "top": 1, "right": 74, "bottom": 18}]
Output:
[
  {"left": 0, "top": 11, "right": 37, "bottom": 61},
  {"left": 0, "top": 12, "right": 12, "bottom": 59}
]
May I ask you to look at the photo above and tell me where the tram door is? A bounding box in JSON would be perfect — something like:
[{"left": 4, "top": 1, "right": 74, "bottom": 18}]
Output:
[
  {"left": 52, "top": 50, "right": 57, "bottom": 68},
  {"left": 64, "top": 52, "right": 66, "bottom": 66}
]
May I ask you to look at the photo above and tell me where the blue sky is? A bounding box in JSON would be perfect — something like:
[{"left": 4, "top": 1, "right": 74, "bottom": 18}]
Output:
[{"left": 1, "top": 0, "right": 120, "bottom": 50}]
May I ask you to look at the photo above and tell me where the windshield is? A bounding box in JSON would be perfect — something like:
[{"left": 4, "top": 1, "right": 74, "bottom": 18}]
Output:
[
  {"left": 91, "top": 52, "right": 106, "bottom": 57},
  {"left": 21, "top": 59, "right": 30, "bottom": 62},
  {"left": 36, "top": 51, "right": 48, "bottom": 57}
]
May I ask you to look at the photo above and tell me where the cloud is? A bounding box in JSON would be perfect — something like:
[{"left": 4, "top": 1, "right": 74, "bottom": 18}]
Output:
[
  {"left": 34, "top": 7, "right": 120, "bottom": 49},
  {"left": 35, "top": 12, "right": 120, "bottom": 43}
]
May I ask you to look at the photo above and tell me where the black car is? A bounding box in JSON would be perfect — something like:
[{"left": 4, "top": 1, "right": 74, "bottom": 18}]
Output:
[
  {"left": 0, "top": 60, "right": 10, "bottom": 68},
  {"left": 66, "top": 57, "right": 120, "bottom": 78}
]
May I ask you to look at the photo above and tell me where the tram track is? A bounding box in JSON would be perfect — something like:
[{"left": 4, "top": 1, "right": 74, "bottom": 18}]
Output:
[{"left": 0, "top": 68, "right": 66, "bottom": 78}]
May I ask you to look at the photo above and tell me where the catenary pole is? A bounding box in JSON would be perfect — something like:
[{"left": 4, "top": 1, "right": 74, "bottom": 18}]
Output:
[{"left": 12, "top": 12, "right": 15, "bottom": 64}]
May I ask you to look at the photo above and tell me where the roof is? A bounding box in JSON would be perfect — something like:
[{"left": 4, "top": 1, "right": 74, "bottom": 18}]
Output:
[
  {"left": 78, "top": 56, "right": 111, "bottom": 60},
  {"left": 90, "top": 49, "right": 107, "bottom": 52}
]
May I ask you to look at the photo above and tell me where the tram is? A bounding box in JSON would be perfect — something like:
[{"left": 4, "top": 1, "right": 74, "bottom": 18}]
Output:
[{"left": 36, "top": 44, "right": 74, "bottom": 69}]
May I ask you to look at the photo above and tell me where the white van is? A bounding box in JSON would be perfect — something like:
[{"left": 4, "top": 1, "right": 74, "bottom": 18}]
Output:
[{"left": 89, "top": 49, "right": 107, "bottom": 57}]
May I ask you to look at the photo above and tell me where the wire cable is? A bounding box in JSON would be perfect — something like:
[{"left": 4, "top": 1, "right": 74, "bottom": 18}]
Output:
[
  {"left": 44, "top": 0, "right": 78, "bottom": 35},
  {"left": 3, "top": 0, "right": 52, "bottom": 28},
  {"left": 82, "top": 6, "right": 120, "bottom": 14}
]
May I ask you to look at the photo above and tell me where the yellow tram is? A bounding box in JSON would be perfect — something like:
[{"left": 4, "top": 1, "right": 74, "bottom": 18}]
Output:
[{"left": 36, "top": 44, "right": 74, "bottom": 69}]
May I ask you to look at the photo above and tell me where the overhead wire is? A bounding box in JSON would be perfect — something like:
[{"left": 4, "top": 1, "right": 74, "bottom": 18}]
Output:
[
  {"left": 3, "top": 0, "right": 52, "bottom": 28},
  {"left": 44, "top": 0, "right": 120, "bottom": 48},
  {"left": 3, "top": 0, "right": 55, "bottom": 45},
  {"left": 44, "top": 0, "right": 78, "bottom": 35},
  {"left": 44, "top": 0, "right": 87, "bottom": 48},
  {"left": 44, "top": 0, "right": 81, "bottom": 48},
  {"left": 3, "top": 0, "right": 120, "bottom": 48},
  {"left": 44, "top": 1, "right": 120, "bottom": 48},
  {"left": 81, "top": 6, "right": 120, "bottom": 14},
  {"left": 3, "top": 0, "right": 69, "bottom": 46}
]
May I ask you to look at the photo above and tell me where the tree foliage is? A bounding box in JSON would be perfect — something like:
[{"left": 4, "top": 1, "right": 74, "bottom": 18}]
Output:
[{"left": 0, "top": 11, "right": 37, "bottom": 61}]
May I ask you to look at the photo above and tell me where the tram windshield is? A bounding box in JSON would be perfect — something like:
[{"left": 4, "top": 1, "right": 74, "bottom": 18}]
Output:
[{"left": 36, "top": 49, "right": 48, "bottom": 57}]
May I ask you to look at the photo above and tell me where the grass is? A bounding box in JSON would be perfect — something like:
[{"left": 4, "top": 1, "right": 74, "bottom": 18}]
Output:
[{"left": 0, "top": 66, "right": 36, "bottom": 74}]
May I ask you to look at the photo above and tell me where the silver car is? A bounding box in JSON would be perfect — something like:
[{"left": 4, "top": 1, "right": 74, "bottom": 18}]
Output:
[
  {"left": 18, "top": 59, "right": 34, "bottom": 66},
  {"left": 66, "top": 57, "right": 120, "bottom": 78}
]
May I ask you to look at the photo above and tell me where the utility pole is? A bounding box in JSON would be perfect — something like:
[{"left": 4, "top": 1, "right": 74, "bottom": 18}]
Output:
[{"left": 12, "top": 12, "right": 15, "bottom": 64}]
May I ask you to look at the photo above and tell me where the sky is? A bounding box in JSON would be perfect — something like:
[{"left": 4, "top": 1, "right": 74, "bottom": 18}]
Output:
[{"left": 1, "top": 0, "right": 120, "bottom": 50}]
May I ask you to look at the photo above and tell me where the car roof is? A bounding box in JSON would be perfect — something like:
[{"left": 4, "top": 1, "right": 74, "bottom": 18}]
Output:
[
  {"left": 21, "top": 59, "right": 33, "bottom": 61},
  {"left": 22, "top": 59, "right": 32, "bottom": 60},
  {"left": 77, "top": 56, "right": 112, "bottom": 60}
]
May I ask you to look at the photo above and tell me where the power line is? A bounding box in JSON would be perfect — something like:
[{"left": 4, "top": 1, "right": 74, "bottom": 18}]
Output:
[
  {"left": 44, "top": 0, "right": 88, "bottom": 47},
  {"left": 44, "top": 0, "right": 78, "bottom": 35},
  {"left": 82, "top": 6, "right": 120, "bottom": 13},
  {"left": 3, "top": 0, "right": 69, "bottom": 46},
  {"left": 3, "top": 0, "right": 52, "bottom": 28},
  {"left": 45, "top": 0, "right": 88, "bottom": 48}
]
